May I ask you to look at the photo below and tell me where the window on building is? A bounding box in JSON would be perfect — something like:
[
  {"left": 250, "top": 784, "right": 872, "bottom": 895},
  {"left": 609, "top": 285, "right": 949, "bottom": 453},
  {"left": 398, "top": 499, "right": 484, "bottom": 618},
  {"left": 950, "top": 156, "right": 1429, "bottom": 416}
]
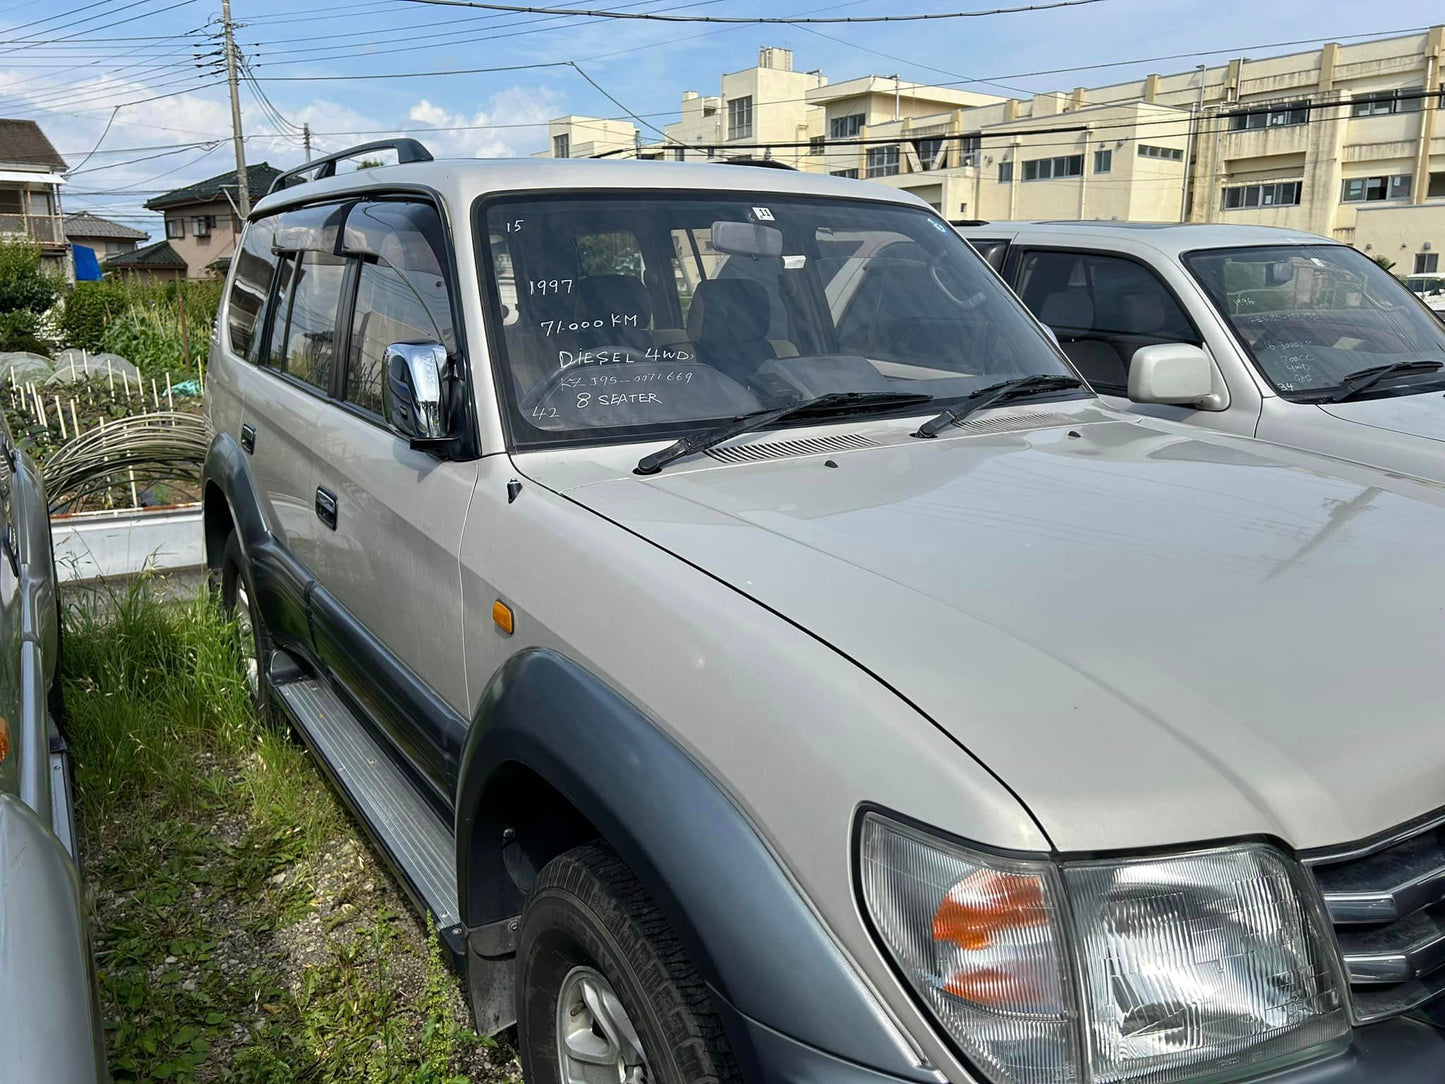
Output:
[
  {"left": 830, "top": 168, "right": 860, "bottom": 178},
  {"left": 1093, "top": 148, "right": 1112, "bottom": 174},
  {"left": 1416, "top": 252, "right": 1440, "bottom": 275},
  {"left": 998, "top": 161, "right": 1013, "bottom": 184},
  {"left": 553, "top": 134, "right": 570, "bottom": 159},
  {"left": 960, "top": 133, "right": 981, "bottom": 157},
  {"left": 673, "top": 148, "right": 686, "bottom": 161},
  {"left": 1341, "top": 174, "right": 1412, "bottom": 202},
  {"left": 165, "top": 217, "right": 185, "bottom": 239},
  {"left": 829, "top": 113, "right": 865, "bottom": 140},
  {"left": 1227, "top": 101, "right": 1308, "bottom": 130},
  {"left": 866, "top": 145, "right": 900, "bottom": 178},
  {"left": 192, "top": 215, "right": 215, "bottom": 237},
  {"left": 1430, "top": 171, "right": 1445, "bottom": 198},
  {"left": 1022, "top": 154, "right": 1084, "bottom": 181},
  {"left": 912, "top": 137, "right": 945, "bottom": 171},
  {"left": 1137, "top": 144, "right": 1184, "bottom": 161},
  {"left": 727, "top": 96, "right": 753, "bottom": 140},
  {"left": 808, "top": 136, "right": 825, "bottom": 154},
  {"left": 269, "top": 250, "right": 344, "bottom": 392},
  {"left": 0, "top": 189, "right": 21, "bottom": 215},
  {"left": 1222, "top": 181, "right": 1303, "bottom": 209},
  {"left": 1351, "top": 88, "right": 1423, "bottom": 116}
]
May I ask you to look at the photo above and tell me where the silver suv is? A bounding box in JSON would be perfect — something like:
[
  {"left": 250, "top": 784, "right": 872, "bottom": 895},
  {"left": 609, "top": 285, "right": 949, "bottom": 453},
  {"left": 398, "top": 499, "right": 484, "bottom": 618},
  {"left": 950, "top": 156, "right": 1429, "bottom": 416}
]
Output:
[{"left": 205, "top": 140, "right": 1445, "bottom": 1084}]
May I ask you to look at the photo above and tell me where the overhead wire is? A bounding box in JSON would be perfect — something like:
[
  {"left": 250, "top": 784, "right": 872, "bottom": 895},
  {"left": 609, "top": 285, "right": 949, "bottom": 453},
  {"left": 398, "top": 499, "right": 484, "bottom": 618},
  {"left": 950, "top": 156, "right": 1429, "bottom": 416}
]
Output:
[{"left": 394, "top": 0, "right": 1111, "bottom": 21}]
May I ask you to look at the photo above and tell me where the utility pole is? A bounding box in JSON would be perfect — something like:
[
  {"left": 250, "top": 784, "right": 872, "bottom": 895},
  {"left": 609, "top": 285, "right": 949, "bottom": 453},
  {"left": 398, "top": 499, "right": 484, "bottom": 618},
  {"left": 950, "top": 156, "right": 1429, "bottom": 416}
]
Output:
[
  {"left": 303, "top": 122, "right": 312, "bottom": 162},
  {"left": 221, "top": 0, "right": 250, "bottom": 217}
]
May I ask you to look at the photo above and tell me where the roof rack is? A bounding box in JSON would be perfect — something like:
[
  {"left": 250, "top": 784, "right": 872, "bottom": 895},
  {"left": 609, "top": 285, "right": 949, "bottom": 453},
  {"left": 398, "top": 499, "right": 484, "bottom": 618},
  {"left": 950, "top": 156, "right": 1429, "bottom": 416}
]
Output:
[
  {"left": 268, "top": 139, "right": 434, "bottom": 195},
  {"left": 714, "top": 156, "right": 797, "bottom": 171}
]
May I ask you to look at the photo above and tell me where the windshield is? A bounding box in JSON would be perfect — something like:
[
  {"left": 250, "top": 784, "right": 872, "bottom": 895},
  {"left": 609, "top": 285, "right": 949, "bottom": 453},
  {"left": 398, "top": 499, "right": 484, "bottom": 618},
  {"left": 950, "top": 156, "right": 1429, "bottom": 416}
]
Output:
[
  {"left": 1184, "top": 244, "right": 1445, "bottom": 400},
  {"left": 479, "top": 192, "right": 1077, "bottom": 446}
]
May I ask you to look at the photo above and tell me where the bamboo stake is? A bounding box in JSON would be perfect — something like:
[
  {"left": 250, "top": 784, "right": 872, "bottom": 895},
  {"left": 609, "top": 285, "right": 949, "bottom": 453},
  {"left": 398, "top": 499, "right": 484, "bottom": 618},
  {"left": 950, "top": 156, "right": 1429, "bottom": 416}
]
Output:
[
  {"left": 55, "top": 396, "right": 65, "bottom": 440},
  {"left": 151, "top": 378, "right": 160, "bottom": 410},
  {"left": 70, "top": 400, "right": 79, "bottom": 440},
  {"left": 128, "top": 466, "right": 139, "bottom": 509},
  {"left": 165, "top": 372, "right": 173, "bottom": 412},
  {"left": 36, "top": 391, "right": 46, "bottom": 429},
  {"left": 122, "top": 370, "right": 130, "bottom": 400},
  {"left": 107, "top": 359, "right": 114, "bottom": 393}
]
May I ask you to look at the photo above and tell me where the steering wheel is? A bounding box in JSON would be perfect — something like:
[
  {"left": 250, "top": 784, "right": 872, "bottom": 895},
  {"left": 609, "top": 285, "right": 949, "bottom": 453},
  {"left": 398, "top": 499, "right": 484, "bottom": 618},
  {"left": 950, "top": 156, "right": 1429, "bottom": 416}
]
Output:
[
  {"left": 930, "top": 260, "right": 988, "bottom": 312},
  {"left": 519, "top": 347, "right": 642, "bottom": 413}
]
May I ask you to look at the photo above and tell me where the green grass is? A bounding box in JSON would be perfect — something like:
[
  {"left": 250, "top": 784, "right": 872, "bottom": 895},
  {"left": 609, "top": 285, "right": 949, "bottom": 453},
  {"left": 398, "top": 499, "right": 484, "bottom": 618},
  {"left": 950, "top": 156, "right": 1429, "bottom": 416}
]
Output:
[{"left": 62, "top": 576, "right": 513, "bottom": 1083}]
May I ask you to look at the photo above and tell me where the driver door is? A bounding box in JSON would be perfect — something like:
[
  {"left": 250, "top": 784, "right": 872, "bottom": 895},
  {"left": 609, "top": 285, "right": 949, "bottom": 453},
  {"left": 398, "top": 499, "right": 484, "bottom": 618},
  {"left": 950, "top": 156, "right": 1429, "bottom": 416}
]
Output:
[{"left": 308, "top": 198, "right": 478, "bottom": 797}]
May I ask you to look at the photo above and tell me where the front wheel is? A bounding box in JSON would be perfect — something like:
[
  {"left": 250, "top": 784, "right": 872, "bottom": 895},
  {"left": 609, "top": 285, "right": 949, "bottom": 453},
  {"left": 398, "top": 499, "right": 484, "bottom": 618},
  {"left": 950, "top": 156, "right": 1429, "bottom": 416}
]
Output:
[
  {"left": 218, "top": 530, "right": 271, "bottom": 717},
  {"left": 517, "top": 842, "right": 739, "bottom": 1084}
]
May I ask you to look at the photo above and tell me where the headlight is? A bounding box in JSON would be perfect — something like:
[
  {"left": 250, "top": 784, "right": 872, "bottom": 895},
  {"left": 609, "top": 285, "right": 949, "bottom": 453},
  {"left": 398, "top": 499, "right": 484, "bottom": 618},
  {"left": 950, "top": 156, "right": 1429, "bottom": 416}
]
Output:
[{"left": 858, "top": 814, "right": 1349, "bottom": 1084}]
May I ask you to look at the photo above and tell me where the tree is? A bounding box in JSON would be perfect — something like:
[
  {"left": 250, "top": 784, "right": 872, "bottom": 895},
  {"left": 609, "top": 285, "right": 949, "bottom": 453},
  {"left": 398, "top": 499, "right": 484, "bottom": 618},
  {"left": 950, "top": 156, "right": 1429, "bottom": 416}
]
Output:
[
  {"left": 354, "top": 158, "right": 385, "bottom": 170},
  {"left": 0, "top": 240, "right": 63, "bottom": 353},
  {"left": 1371, "top": 254, "right": 1396, "bottom": 273}
]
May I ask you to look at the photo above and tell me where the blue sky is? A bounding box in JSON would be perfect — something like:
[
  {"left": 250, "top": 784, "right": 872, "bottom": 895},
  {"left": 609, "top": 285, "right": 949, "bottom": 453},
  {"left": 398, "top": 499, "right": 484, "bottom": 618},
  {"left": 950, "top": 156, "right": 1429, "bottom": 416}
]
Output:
[{"left": 3, "top": 0, "right": 1441, "bottom": 239}]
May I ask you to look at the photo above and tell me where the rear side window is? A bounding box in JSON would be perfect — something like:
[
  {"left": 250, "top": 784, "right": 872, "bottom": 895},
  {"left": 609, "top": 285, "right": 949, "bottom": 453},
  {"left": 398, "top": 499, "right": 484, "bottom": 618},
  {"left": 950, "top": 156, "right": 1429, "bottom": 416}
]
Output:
[
  {"left": 267, "top": 250, "right": 345, "bottom": 393},
  {"left": 227, "top": 217, "right": 279, "bottom": 360}
]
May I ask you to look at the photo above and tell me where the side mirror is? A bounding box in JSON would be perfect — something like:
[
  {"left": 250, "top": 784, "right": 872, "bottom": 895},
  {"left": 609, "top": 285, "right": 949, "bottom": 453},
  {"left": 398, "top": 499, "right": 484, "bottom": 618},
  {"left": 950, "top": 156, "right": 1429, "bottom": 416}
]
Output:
[
  {"left": 383, "top": 342, "right": 449, "bottom": 443},
  {"left": 1128, "top": 343, "right": 1214, "bottom": 406}
]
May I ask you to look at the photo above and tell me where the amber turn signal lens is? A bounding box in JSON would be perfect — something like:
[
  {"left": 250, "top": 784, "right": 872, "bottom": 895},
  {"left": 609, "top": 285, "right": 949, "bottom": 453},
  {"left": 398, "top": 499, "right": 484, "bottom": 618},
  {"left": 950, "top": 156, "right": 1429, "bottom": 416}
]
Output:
[
  {"left": 0, "top": 714, "right": 8, "bottom": 764},
  {"left": 492, "top": 600, "right": 514, "bottom": 635}
]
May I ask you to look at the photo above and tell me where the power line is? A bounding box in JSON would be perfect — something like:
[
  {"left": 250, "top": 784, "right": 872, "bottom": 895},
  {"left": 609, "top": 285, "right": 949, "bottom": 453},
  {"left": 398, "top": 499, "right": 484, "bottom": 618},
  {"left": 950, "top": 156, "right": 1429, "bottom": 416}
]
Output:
[
  {"left": 396, "top": 0, "right": 1110, "bottom": 22},
  {"left": 253, "top": 59, "right": 573, "bottom": 81},
  {"left": 66, "top": 105, "right": 119, "bottom": 172}
]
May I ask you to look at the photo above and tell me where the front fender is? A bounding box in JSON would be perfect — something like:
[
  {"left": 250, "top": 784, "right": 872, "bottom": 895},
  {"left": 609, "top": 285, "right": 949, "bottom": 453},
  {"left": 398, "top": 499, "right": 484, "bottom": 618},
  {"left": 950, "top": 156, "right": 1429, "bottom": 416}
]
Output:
[{"left": 456, "top": 647, "right": 930, "bottom": 1081}]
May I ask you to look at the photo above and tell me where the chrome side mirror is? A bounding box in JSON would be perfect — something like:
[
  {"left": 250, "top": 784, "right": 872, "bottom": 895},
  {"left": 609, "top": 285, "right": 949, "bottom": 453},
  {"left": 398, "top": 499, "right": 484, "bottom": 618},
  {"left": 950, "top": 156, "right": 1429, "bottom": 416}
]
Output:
[
  {"left": 383, "top": 342, "right": 448, "bottom": 442},
  {"left": 1128, "top": 343, "right": 1215, "bottom": 407}
]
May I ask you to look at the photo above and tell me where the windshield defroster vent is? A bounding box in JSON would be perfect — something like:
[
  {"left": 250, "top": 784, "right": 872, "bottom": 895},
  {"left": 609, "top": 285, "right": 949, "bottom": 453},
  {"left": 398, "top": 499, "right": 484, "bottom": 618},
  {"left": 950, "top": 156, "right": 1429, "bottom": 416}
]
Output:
[
  {"left": 706, "top": 432, "right": 879, "bottom": 464},
  {"left": 953, "top": 412, "right": 1078, "bottom": 436}
]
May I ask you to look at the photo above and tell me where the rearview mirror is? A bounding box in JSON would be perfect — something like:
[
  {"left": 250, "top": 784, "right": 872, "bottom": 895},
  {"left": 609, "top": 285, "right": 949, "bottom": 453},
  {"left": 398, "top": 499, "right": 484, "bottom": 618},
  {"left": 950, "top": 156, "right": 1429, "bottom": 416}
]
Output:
[
  {"left": 1128, "top": 343, "right": 1214, "bottom": 406},
  {"left": 711, "top": 220, "right": 782, "bottom": 258},
  {"left": 1264, "top": 261, "right": 1296, "bottom": 287},
  {"left": 383, "top": 342, "right": 449, "bottom": 443}
]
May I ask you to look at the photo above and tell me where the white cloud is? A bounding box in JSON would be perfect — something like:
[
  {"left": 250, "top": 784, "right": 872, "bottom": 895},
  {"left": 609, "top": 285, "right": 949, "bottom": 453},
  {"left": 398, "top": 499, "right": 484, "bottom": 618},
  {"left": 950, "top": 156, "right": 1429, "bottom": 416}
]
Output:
[{"left": 405, "top": 84, "right": 563, "bottom": 159}]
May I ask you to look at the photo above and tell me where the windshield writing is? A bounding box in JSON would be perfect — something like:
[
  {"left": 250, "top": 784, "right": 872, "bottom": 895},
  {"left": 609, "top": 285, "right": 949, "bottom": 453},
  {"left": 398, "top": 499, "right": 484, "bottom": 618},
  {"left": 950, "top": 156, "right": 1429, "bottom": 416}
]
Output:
[
  {"left": 481, "top": 194, "right": 1074, "bottom": 445},
  {"left": 1185, "top": 244, "right": 1445, "bottom": 398}
]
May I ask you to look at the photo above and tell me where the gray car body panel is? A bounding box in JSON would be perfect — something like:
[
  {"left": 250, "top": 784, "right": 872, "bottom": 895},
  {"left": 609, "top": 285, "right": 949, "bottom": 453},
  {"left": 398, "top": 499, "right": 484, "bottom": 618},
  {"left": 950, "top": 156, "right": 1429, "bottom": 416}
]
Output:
[
  {"left": 211, "top": 164, "right": 1445, "bottom": 1083},
  {"left": 958, "top": 220, "right": 1445, "bottom": 483}
]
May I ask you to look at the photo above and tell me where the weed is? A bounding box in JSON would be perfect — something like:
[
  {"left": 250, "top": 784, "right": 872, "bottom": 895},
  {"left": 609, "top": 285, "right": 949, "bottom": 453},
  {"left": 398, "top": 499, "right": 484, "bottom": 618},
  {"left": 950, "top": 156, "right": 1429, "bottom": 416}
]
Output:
[{"left": 64, "top": 575, "right": 516, "bottom": 1083}]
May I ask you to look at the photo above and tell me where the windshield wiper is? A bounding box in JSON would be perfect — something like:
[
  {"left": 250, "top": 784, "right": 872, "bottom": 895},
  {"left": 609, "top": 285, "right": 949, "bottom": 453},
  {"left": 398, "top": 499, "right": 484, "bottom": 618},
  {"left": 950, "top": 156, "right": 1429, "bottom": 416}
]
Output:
[
  {"left": 1325, "top": 359, "right": 1444, "bottom": 403},
  {"left": 634, "top": 391, "right": 933, "bottom": 475},
  {"left": 913, "top": 375, "right": 1084, "bottom": 438}
]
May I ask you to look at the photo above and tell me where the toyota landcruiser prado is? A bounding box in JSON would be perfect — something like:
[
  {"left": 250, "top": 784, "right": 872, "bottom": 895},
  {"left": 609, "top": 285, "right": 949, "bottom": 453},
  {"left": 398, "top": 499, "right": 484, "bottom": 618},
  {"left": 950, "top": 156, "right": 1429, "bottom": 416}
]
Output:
[{"left": 204, "top": 140, "right": 1445, "bottom": 1084}]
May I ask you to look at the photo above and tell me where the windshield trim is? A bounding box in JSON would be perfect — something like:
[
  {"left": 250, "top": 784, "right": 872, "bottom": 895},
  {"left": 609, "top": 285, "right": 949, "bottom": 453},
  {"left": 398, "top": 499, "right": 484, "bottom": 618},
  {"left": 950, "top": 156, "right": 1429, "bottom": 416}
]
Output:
[
  {"left": 471, "top": 187, "right": 1078, "bottom": 453},
  {"left": 1181, "top": 242, "right": 1445, "bottom": 403}
]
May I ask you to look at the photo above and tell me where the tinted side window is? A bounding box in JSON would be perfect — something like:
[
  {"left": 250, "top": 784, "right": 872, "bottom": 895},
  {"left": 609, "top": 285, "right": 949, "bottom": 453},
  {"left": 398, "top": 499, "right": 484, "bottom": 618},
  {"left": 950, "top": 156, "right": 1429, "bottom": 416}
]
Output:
[
  {"left": 268, "top": 250, "right": 345, "bottom": 392},
  {"left": 227, "top": 216, "right": 279, "bottom": 360},
  {"left": 348, "top": 262, "right": 445, "bottom": 415},
  {"left": 1017, "top": 249, "right": 1198, "bottom": 394},
  {"left": 965, "top": 238, "right": 1010, "bottom": 271},
  {"left": 342, "top": 201, "right": 455, "bottom": 415}
]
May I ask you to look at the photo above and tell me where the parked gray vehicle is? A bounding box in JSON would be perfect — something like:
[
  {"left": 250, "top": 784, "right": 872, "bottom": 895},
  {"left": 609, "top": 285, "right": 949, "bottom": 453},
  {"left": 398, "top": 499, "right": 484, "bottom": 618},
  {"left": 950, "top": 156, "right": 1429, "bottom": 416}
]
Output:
[
  {"left": 205, "top": 141, "right": 1445, "bottom": 1084},
  {"left": 0, "top": 413, "right": 107, "bottom": 1081},
  {"left": 957, "top": 221, "right": 1445, "bottom": 482}
]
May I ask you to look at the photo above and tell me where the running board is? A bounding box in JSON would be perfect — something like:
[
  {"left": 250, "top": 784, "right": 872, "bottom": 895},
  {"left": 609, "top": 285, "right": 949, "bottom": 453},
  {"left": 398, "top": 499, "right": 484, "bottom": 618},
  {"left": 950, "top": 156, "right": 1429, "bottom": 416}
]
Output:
[{"left": 273, "top": 676, "right": 462, "bottom": 942}]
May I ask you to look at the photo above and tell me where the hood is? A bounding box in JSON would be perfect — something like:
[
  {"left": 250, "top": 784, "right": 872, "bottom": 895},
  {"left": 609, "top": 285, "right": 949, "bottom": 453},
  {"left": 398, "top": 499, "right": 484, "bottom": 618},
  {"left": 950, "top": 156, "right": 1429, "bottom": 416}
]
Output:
[
  {"left": 543, "top": 418, "right": 1445, "bottom": 853},
  {"left": 1317, "top": 392, "right": 1445, "bottom": 442}
]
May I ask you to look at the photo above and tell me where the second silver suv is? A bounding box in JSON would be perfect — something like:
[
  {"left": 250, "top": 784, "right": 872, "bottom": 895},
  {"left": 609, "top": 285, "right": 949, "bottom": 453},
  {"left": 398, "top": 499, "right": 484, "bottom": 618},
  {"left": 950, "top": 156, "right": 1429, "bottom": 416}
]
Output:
[{"left": 206, "top": 140, "right": 1445, "bottom": 1084}]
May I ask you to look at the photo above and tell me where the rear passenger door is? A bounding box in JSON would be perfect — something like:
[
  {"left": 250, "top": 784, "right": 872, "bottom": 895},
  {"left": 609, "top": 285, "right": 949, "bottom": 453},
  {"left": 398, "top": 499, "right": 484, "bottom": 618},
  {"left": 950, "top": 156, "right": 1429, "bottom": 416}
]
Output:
[{"left": 308, "top": 198, "right": 478, "bottom": 798}]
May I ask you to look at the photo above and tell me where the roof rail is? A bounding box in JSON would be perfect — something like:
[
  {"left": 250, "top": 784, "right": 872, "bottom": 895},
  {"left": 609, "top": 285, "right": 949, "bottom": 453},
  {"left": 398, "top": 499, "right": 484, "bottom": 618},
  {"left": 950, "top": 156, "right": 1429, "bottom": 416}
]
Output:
[
  {"left": 268, "top": 139, "right": 434, "bottom": 195},
  {"left": 714, "top": 156, "right": 797, "bottom": 171}
]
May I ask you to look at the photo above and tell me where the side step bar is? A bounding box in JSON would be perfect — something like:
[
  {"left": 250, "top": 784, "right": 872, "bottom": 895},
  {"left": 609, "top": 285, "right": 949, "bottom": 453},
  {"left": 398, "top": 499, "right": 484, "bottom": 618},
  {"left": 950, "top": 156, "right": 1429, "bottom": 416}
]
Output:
[{"left": 273, "top": 674, "right": 463, "bottom": 948}]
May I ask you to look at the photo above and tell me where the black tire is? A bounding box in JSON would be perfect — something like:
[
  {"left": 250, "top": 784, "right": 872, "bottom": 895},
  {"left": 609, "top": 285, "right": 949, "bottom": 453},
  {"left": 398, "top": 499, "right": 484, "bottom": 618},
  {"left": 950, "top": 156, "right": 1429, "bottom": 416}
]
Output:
[
  {"left": 517, "top": 842, "right": 740, "bottom": 1084},
  {"left": 218, "top": 530, "right": 272, "bottom": 717}
]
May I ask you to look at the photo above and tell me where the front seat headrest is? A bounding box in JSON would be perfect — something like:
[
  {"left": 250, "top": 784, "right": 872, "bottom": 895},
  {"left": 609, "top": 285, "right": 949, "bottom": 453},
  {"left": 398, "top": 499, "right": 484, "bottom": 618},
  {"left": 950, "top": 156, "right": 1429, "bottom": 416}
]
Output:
[{"left": 686, "top": 279, "right": 771, "bottom": 344}]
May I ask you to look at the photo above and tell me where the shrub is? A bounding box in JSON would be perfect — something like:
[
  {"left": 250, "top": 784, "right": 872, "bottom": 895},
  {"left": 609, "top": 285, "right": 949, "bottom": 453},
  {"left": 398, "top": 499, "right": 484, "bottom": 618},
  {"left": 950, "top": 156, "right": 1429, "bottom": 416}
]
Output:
[
  {"left": 0, "top": 309, "right": 51, "bottom": 353},
  {"left": 0, "top": 240, "right": 63, "bottom": 315},
  {"left": 58, "top": 280, "right": 127, "bottom": 351}
]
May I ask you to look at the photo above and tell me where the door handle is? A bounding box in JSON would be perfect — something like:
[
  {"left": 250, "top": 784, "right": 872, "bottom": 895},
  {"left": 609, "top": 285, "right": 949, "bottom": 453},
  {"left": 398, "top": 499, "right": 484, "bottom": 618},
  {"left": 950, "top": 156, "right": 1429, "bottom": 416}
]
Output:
[
  {"left": 315, "top": 486, "right": 337, "bottom": 531},
  {"left": 240, "top": 423, "right": 256, "bottom": 454}
]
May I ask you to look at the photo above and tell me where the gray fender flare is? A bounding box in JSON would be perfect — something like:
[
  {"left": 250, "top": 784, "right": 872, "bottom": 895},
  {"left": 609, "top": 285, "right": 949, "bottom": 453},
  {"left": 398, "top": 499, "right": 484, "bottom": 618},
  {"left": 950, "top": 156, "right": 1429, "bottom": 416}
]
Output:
[{"left": 455, "top": 647, "right": 928, "bottom": 1079}]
